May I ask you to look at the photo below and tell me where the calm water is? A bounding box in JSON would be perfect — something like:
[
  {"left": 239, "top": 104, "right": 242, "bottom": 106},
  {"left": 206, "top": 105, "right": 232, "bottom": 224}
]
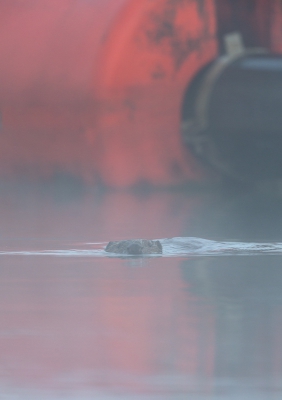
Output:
[{"left": 0, "top": 181, "right": 282, "bottom": 399}]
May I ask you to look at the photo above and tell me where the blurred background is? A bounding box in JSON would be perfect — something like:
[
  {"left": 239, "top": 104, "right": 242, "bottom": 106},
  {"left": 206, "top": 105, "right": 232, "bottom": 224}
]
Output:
[{"left": 1, "top": 0, "right": 282, "bottom": 398}]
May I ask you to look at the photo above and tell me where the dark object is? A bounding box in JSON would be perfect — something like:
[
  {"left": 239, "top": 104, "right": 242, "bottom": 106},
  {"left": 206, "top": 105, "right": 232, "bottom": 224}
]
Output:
[
  {"left": 105, "top": 239, "right": 163, "bottom": 255},
  {"left": 182, "top": 52, "right": 282, "bottom": 181}
]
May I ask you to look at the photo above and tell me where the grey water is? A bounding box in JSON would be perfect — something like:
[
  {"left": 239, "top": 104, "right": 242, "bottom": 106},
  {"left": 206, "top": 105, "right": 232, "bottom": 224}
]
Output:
[
  {"left": 2, "top": 236, "right": 282, "bottom": 257},
  {"left": 1, "top": 181, "right": 282, "bottom": 399}
]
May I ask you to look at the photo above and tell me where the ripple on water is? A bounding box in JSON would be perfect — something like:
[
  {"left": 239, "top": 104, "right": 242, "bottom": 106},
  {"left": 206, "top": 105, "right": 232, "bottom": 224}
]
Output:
[{"left": 0, "top": 237, "right": 282, "bottom": 258}]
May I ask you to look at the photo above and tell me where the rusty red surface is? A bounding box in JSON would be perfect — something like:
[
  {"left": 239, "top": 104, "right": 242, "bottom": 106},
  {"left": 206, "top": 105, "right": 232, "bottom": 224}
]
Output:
[
  {"left": 0, "top": 0, "right": 217, "bottom": 186},
  {"left": 0, "top": 0, "right": 281, "bottom": 186}
]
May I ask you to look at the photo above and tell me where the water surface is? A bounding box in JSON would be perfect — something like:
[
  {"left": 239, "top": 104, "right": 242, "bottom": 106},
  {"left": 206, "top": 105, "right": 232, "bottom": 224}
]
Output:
[{"left": 0, "top": 183, "right": 282, "bottom": 399}]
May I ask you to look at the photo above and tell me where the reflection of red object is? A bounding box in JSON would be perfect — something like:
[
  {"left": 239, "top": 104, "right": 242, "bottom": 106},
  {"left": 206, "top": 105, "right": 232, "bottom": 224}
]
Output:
[
  {"left": 0, "top": 257, "right": 215, "bottom": 393},
  {"left": 0, "top": 191, "right": 215, "bottom": 394},
  {"left": 0, "top": 1, "right": 282, "bottom": 186}
]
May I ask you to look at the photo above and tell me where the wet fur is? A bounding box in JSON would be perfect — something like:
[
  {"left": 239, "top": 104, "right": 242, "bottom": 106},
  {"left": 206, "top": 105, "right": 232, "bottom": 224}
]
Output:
[{"left": 105, "top": 239, "right": 162, "bottom": 255}]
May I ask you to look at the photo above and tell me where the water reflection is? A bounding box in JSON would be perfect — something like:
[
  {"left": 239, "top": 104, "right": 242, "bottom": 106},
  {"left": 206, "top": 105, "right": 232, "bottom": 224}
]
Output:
[
  {"left": 182, "top": 256, "right": 282, "bottom": 380},
  {"left": 0, "top": 183, "right": 281, "bottom": 398}
]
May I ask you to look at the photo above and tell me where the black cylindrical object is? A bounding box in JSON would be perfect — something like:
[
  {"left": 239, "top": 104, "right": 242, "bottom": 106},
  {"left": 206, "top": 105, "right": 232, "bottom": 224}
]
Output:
[{"left": 182, "top": 52, "right": 282, "bottom": 181}]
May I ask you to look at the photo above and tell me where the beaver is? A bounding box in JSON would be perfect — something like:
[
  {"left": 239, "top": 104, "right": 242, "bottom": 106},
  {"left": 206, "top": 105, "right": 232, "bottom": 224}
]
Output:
[{"left": 105, "top": 239, "right": 162, "bottom": 255}]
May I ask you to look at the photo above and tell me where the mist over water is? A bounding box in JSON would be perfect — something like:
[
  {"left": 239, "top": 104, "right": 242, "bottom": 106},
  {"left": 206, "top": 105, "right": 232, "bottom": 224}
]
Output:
[{"left": 0, "top": 181, "right": 282, "bottom": 399}]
